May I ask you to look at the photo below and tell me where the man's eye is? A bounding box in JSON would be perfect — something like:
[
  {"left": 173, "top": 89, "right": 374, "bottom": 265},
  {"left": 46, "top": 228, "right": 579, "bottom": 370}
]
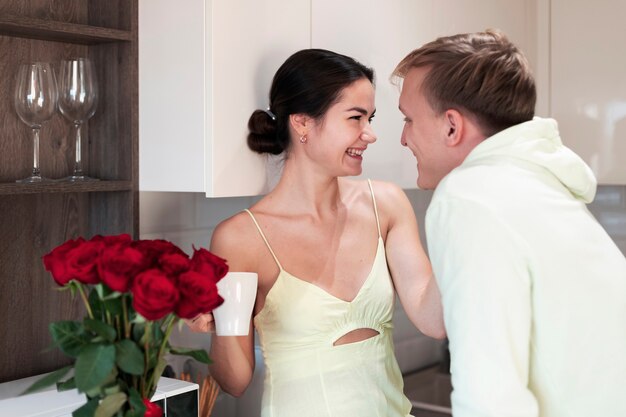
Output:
[
  {"left": 368, "top": 115, "right": 375, "bottom": 123},
  {"left": 403, "top": 117, "right": 411, "bottom": 123}
]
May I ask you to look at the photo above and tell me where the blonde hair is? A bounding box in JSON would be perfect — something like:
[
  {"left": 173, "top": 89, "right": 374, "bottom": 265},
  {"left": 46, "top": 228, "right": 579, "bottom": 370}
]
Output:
[{"left": 393, "top": 29, "right": 536, "bottom": 136}]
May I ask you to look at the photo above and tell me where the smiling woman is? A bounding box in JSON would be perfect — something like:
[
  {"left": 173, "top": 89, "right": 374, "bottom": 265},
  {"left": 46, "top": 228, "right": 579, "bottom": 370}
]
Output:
[{"left": 185, "top": 48, "right": 445, "bottom": 417}]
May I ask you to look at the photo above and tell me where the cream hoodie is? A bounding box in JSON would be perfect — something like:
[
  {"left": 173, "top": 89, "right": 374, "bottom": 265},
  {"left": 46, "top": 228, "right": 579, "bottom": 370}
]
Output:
[{"left": 425, "top": 118, "right": 626, "bottom": 417}]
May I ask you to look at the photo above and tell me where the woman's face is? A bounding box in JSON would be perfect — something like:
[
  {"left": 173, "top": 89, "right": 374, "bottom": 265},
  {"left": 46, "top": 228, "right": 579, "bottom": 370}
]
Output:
[{"left": 308, "top": 78, "right": 377, "bottom": 177}]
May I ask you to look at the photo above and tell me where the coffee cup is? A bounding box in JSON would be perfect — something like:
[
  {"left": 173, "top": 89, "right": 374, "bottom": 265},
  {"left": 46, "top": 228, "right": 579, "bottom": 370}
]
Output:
[{"left": 213, "top": 272, "right": 258, "bottom": 336}]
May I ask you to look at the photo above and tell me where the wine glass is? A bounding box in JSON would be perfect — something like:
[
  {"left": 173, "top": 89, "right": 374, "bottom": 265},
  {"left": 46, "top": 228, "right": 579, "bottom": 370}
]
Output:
[
  {"left": 14, "top": 62, "right": 58, "bottom": 183},
  {"left": 58, "top": 58, "right": 99, "bottom": 181}
]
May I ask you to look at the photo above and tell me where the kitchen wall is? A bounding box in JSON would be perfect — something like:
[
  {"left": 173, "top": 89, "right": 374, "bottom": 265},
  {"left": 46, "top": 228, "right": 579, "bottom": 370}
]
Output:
[{"left": 140, "top": 185, "right": 626, "bottom": 416}]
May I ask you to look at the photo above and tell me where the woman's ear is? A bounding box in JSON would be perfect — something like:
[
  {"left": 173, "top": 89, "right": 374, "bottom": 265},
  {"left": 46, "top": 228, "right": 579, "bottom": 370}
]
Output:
[
  {"left": 290, "top": 113, "right": 310, "bottom": 137},
  {"left": 443, "top": 109, "right": 463, "bottom": 147}
]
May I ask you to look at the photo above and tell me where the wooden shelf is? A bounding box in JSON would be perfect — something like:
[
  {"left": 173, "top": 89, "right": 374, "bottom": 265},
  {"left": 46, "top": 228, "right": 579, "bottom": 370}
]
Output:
[
  {"left": 0, "top": 180, "right": 133, "bottom": 195},
  {"left": 0, "top": 15, "right": 133, "bottom": 44},
  {"left": 0, "top": 0, "right": 138, "bottom": 384}
]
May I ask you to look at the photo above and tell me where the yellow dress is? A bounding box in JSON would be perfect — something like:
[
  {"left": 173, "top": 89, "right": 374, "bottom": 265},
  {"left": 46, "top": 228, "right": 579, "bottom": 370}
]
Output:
[{"left": 245, "top": 180, "right": 413, "bottom": 417}]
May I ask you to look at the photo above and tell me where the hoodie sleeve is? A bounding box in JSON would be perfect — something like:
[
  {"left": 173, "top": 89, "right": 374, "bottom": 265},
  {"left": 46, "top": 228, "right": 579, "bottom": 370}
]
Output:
[{"left": 426, "top": 197, "right": 539, "bottom": 417}]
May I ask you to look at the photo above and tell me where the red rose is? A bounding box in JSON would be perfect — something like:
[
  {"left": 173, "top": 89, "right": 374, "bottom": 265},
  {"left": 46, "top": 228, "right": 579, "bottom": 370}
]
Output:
[
  {"left": 98, "top": 242, "right": 146, "bottom": 292},
  {"left": 158, "top": 252, "right": 191, "bottom": 277},
  {"left": 134, "top": 239, "right": 186, "bottom": 268},
  {"left": 42, "top": 237, "right": 86, "bottom": 286},
  {"left": 131, "top": 269, "right": 179, "bottom": 320},
  {"left": 64, "top": 240, "right": 104, "bottom": 284},
  {"left": 190, "top": 247, "right": 228, "bottom": 283},
  {"left": 175, "top": 271, "right": 224, "bottom": 319},
  {"left": 143, "top": 399, "right": 163, "bottom": 417}
]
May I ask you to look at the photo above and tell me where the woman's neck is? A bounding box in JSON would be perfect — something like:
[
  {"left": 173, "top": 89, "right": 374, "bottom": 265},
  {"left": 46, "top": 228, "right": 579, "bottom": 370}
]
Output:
[{"left": 270, "top": 155, "right": 344, "bottom": 218}]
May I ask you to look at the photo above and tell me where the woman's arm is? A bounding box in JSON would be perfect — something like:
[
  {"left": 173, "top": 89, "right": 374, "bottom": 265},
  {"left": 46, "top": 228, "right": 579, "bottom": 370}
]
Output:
[
  {"left": 376, "top": 181, "right": 446, "bottom": 339},
  {"left": 185, "top": 216, "right": 257, "bottom": 397}
]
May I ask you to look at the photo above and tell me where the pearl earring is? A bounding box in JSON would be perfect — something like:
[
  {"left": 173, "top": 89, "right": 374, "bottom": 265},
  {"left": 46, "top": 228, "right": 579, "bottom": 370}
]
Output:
[{"left": 299, "top": 135, "right": 307, "bottom": 144}]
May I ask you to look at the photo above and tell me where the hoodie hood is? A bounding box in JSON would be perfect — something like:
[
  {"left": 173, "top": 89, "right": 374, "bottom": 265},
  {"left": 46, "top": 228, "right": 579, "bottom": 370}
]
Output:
[{"left": 462, "top": 117, "right": 597, "bottom": 202}]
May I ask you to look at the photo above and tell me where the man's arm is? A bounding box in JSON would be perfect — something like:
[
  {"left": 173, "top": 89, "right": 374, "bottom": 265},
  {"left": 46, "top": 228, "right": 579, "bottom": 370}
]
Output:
[{"left": 426, "top": 197, "right": 539, "bottom": 417}]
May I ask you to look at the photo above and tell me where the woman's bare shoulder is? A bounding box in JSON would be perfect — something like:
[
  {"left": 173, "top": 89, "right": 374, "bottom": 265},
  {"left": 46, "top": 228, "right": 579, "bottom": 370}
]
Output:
[{"left": 210, "top": 211, "right": 260, "bottom": 270}]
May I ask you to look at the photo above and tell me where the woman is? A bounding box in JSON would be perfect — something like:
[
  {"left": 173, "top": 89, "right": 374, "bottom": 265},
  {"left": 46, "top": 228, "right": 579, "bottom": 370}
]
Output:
[{"left": 187, "top": 49, "right": 445, "bottom": 417}]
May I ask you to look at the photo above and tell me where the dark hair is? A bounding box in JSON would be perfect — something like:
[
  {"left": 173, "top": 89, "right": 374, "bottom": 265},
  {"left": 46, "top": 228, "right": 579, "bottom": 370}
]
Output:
[
  {"left": 393, "top": 29, "right": 536, "bottom": 136},
  {"left": 247, "top": 49, "right": 375, "bottom": 155}
]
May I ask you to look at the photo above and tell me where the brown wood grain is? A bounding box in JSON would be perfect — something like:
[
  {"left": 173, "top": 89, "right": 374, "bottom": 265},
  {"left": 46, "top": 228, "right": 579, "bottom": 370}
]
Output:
[{"left": 0, "top": 0, "right": 138, "bottom": 383}]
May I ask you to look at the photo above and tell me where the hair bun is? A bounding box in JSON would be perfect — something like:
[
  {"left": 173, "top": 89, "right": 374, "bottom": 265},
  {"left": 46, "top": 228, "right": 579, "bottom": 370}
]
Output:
[{"left": 247, "top": 109, "right": 285, "bottom": 155}]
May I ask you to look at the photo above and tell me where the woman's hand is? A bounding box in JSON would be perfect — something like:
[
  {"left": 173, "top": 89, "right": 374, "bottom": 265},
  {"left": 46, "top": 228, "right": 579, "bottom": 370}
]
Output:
[{"left": 184, "top": 313, "right": 215, "bottom": 333}]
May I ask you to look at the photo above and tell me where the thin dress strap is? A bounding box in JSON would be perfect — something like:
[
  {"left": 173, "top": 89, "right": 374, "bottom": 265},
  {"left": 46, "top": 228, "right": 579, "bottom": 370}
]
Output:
[
  {"left": 367, "top": 179, "right": 382, "bottom": 238},
  {"left": 244, "top": 209, "right": 284, "bottom": 270}
]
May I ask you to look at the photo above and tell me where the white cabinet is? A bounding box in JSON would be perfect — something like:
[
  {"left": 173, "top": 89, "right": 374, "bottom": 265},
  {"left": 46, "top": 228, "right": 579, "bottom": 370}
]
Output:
[
  {"left": 548, "top": 0, "right": 626, "bottom": 184},
  {"left": 140, "top": 0, "right": 539, "bottom": 195},
  {"left": 311, "top": 0, "right": 539, "bottom": 189},
  {"left": 139, "top": 0, "right": 310, "bottom": 196}
]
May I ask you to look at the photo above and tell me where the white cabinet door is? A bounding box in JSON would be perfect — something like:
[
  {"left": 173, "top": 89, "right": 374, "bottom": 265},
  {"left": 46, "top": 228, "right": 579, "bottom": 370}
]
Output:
[
  {"left": 139, "top": 0, "right": 206, "bottom": 192},
  {"left": 312, "top": 0, "right": 538, "bottom": 189},
  {"left": 139, "top": 0, "right": 310, "bottom": 196},
  {"left": 550, "top": 0, "right": 626, "bottom": 184}
]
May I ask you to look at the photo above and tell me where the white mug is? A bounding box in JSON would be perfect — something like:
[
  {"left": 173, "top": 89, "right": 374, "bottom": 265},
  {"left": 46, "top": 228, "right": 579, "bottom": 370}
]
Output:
[{"left": 213, "top": 272, "right": 258, "bottom": 336}]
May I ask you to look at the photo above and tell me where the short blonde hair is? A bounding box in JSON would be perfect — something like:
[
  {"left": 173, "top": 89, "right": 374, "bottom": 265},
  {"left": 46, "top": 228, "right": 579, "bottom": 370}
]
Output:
[{"left": 393, "top": 29, "right": 536, "bottom": 136}]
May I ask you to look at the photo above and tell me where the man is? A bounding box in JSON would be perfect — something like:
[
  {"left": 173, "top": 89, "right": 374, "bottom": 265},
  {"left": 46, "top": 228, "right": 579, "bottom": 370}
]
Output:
[{"left": 394, "top": 29, "right": 626, "bottom": 417}]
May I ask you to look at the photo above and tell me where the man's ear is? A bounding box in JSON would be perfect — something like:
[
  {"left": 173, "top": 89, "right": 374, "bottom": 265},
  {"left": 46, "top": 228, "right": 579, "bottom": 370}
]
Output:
[
  {"left": 442, "top": 109, "right": 464, "bottom": 147},
  {"left": 290, "top": 113, "right": 311, "bottom": 137}
]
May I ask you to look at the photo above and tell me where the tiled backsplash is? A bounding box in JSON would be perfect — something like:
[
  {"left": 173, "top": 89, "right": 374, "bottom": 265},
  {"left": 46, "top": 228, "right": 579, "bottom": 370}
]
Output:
[{"left": 140, "top": 185, "right": 626, "bottom": 417}]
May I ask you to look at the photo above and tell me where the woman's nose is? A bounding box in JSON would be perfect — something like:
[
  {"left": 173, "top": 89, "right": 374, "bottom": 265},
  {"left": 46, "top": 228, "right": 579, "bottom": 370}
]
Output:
[{"left": 361, "top": 126, "right": 377, "bottom": 143}]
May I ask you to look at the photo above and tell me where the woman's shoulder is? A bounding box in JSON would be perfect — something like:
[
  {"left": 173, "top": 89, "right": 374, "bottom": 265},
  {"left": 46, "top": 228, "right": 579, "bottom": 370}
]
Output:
[{"left": 210, "top": 210, "right": 260, "bottom": 269}]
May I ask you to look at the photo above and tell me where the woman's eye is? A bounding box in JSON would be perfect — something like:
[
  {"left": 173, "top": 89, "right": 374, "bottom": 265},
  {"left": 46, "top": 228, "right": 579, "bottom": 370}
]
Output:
[
  {"left": 350, "top": 115, "right": 361, "bottom": 121},
  {"left": 403, "top": 117, "right": 411, "bottom": 123}
]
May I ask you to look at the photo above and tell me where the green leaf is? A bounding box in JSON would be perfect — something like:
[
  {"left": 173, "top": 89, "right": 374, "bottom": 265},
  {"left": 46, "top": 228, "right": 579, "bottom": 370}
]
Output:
[
  {"left": 75, "top": 344, "right": 116, "bottom": 393},
  {"left": 170, "top": 347, "right": 213, "bottom": 364},
  {"left": 102, "top": 297, "right": 123, "bottom": 316},
  {"left": 72, "top": 398, "right": 99, "bottom": 417},
  {"left": 50, "top": 321, "right": 89, "bottom": 357},
  {"left": 88, "top": 289, "right": 104, "bottom": 320},
  {"left": 20, "top": 366, "right": 72, "bottom": 395},
  {"left": 84, "top": 365, "right": 119, "bottom": 398},
  {"left": 132, "top": 322, "right": 145, "bottom": 343},
  {"left": 57, "top": 376, "right": 77, "bottom": 391},
  {"left": 102, "top": 290, "right": 122, "bottom": 300},
  {"left": 115, "top": 340, "right": 144, "bottom": 375},
  {"left": 128, "top": 387, "right": 146, "bottom": 415},
  {"left": 84, "top": 319, "right": 117, "bottom": 342},
  {"left": 95, "top": 392, "right": 127, "bottom": 417},
  {"left": 103, "top": 384, "right": 121, "bottom": 396}
]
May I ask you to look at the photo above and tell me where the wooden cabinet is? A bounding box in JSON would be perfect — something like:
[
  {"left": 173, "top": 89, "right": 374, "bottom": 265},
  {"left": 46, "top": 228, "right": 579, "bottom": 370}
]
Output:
[
  {"left": 0, "top": 1, "right": 138, "bottom": 383},
  {"left": 548, "top": 0, "right": 626, "bottom": 184},
  {"left": 139, "top": 0, "right": 310, "bottom": 196}
]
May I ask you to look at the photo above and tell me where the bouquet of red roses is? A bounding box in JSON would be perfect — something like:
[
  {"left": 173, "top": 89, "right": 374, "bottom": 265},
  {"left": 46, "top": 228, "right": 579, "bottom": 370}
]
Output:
[{"left": 24, "top": 234, "right": 227, "bottom": 417}]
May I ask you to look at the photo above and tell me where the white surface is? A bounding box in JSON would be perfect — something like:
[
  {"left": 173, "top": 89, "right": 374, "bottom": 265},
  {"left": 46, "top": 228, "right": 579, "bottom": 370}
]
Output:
[
  {"left": 0, "top": 375, "right": 197, "bottom": 417},
  {"left": 311, "top": 0, "right": 538, "bottom": 189},
  {"left": 139, "top": 0, "right": 310, "bottom": 196},
  {"left": 549, "top": 0, "right": 626, "bottom": 183},
  {"left": 213, "top": 272, "right": 258, "bottom": 336},
  {"left": 140, "top": 1, "right": 539, "bottom": 195},
  {"left": 139, "top": 0, "right": 206, "bottom": 192}
]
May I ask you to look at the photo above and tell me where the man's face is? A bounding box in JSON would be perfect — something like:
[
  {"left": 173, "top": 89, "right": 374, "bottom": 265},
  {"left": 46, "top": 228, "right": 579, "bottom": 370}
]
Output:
[{"left": 398, "top": 67, "right": 453, "bottom": 190}]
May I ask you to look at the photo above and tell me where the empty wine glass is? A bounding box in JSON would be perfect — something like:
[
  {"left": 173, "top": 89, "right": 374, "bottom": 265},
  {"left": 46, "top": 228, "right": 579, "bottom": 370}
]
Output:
[
  {"left": 14, "top": 62, "right": 58, "bottom": 183},
  {"left": 58, "top": 57, "right": 99, "bottom": 181}
]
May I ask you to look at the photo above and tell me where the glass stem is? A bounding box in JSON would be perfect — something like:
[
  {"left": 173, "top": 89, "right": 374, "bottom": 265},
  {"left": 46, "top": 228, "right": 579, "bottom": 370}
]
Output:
[
  {"left": 31, "top": 128, "right": 41, "bottom": 178},
  {"left": 73, "top": 122, "right": 84, "bottom": 176}
]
